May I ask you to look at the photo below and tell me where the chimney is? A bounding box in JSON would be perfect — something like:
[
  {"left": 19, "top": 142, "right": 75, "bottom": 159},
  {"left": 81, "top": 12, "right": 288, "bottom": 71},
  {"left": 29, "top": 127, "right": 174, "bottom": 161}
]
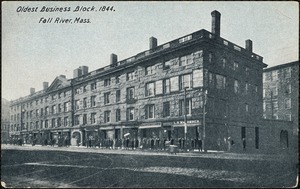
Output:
[
  {"left": 149, "top": 37, "right": 158, "bottom": 49},
  {"left": 73, "top": 68, "right": 82, "bottom": 78},
  {"left": 81, "top": 66, "right": 88, "bottom": 75},
  {"left": 211, "top": 10, "right": 221, "bottom": 37},
  {"left": 110, "top": 53, "right": 118, "bottom": 65},
  {"left": 59, "top": 75, "right": 66, "bottom": 79},
  {"left": 30, "top": 88, "right": 35, "bottom": 95},
  {"left": 43, "top": 82, "right": 49, "bottom": 90},
  {"left": 245, "top": 39, "right": 253, "bottom": 52}
]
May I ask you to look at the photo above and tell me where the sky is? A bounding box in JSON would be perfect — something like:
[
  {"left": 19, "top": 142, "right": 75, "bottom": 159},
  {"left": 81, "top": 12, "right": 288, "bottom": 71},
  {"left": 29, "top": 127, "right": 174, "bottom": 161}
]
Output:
[{"left": 2, "top": 1, "right": 299, "bottom": 101}]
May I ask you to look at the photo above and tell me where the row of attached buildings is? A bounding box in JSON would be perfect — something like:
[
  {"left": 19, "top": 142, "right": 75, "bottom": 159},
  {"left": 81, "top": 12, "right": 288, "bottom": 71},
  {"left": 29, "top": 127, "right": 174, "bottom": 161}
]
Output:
[{"left": 5, "top": 11, "right": 298, "bottom": 153}]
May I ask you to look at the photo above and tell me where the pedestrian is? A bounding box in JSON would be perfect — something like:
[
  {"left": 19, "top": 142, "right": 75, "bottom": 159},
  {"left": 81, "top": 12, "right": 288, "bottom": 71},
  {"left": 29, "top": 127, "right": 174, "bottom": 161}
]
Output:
[
  {"left": 163, "top": 137, "right": 167, "bottom": 151},
  {"left": 88, "top": 136, "right": 92, "bottom": 148},
  {"left": 179, "top": 138, "right": 182, "bottom": 150},
  {"left": 242, "top": 138, "right": 246, "bottom": 151},
  {"left": 150, "top": 138, "right": 154, "bottom": 150},
  {"left": 198, "top": 139, "right": 202, "bottom": 152}
]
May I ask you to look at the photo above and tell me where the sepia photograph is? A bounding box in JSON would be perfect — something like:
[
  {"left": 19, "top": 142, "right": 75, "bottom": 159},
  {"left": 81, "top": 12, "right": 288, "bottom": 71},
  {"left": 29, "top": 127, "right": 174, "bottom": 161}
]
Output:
[{"left": 1, "top": 1, "right": 299, "bottom": 188}]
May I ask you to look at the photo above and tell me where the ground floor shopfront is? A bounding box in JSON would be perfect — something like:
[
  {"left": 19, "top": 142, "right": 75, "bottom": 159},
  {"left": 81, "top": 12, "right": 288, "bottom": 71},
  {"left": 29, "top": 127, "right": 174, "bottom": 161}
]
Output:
[{"left": 8, "top": 119, "right": 295, "bottom": 154}]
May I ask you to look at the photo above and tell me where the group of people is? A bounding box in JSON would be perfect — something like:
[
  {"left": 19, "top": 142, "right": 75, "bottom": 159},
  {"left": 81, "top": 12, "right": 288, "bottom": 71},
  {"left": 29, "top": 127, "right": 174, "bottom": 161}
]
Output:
[{"left": 84, "top": 137, "right": 203, "bottom": 152}]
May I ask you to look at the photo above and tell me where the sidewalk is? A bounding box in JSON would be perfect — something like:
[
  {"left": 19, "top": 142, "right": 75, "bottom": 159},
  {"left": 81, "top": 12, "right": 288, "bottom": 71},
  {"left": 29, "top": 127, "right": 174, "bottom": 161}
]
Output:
[{"left": 1, "top": 144, "right": 291, "bottom": 162}]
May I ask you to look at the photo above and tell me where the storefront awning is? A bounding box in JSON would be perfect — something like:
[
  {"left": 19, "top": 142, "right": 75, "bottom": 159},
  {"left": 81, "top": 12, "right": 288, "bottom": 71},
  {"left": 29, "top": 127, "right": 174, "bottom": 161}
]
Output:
[{"left": 139, "top": 125, "right": 161, "bottom": 129}]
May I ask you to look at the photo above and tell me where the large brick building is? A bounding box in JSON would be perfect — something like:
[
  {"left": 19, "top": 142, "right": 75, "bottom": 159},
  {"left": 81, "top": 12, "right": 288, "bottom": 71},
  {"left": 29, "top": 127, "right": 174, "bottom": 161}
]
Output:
[
  {"left": 263, "top": 61, "right": 299, "bottom": 145},
  {"left": 9, "top": 10, "right": 269, "bottom": 151},
  {"left": 1, "top": 98, "right": 10, "bottom": 143}
]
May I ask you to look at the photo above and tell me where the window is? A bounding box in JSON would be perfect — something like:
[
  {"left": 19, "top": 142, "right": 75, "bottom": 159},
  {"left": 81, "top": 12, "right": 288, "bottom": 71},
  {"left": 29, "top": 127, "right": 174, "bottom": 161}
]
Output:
[
  {"left": 163, "top": 60, "right": 172, "bottom": 70},
  {"left": 146, "top": 65, "right": 156, "bottom": 75},
  {"left": 58, "top": 104, "right": 62, "bottom": 113},
  {"left": 36, "top": 109, "right": 39, "bottom": 117},
  {"left": 264, "top": 72, "right": 271, "bottom": 81},
  {"left": 45, "top": 107, "right": 49, "bottom": 115},
  {"left": 163, "top": 102, "right": 170, "bottom": 117},
  {"left": 64, "top": 91, "right": 67, "bottom": 97},
  {"left": 104, "top": 78, "right": 111, "bottom": 86},
  {"left": 91, "top": 83, "right": 97, "bottom": 91},
  {"left": 52, "top": 105, "right": 56, "bottom": 114},
  {"left": 283, "top": 67, "right": 291, "bottom": 78},
  {"left": 75, "top": 115, "right": 80, "bottom": 125},
  {"left": 163, "top": 79, "right": 170, "bottom": 94},
  {"left": 57, "top": 117, "right": 61, "bottom": 127},
  {"left": 45, "top": 120, "right": 49, "bottom": 128},
  {"left": 127, "top": 108, "right": 135, "bottom": 121},
  {"left": 116, "top": 90, "right": 121, "bottom": 102},
  {"left": 104, "top": 92, "right": 110, "bottom": 104},
  {"left": 75, "top": 88, "right": 80, "bottom": 95},
  {"left": 209, "top": 72, "right": 214, "bottom": 88},
  {"left": 245, "top": 104, "right": 249, "bottom": 112},
  {"left": 179, "top": 35, "right": 192, "bottom": 43},
  {"left": 74, "top": 100, "right": 80, "bottom": 110},
  {"left": 255, "top": 85, "right": 258, "bottom": 93},
  {"left": 83, "top": 98, "right": 87, "bottom": 108},
  {"left": 179, "top": 74, "right": 192, "bottom": 90},
  {"left": 91, "top": 113, "right": 96, "bottom": 124},
  {"left": 36, "top": 100, "right": 38, "bottom": 105},
  {"left": 234, "top": 80, "right": 239, "bottom": 94},
  {"left": 246, "top": 67, "right": 250, "bottom": 75},
  {"left": 104, "top": 111, "right": 111, "bottom": 123},
  {"left": 145, "top": 82, "right": 155, "bottom": 96},
  {"left": 127, "top": 87, "right": 135, "bottom": 100},
  {"left": 40, "top": 108, "right": 43, "bottom": 116},
  {"left": 271, "top": 87, "right": 278, "bottom": 96},
  {"left": 193, "top": 69, "right": 204, "bottom": 88},
  {"left": 179, "top": 54, "right": 192, "bottom": 66},
  {"left": 179, "top": 99, "right": 192, "bottom": 116},
  {"left": 245, "top": 82, "right": 249, "bottom": 94},
  {"left": 222, "top": 58, "right": 226, "bottom": 69},
  {"left": 285, "top": 98, "right": 291, "bottom": 109},
  {"left": 285, "top": 84, "right": 291, "bottom": 94},
  {"left": 64, "top": 102, "right": 69, "bottom": 112},
  {"left": 170, "top": 76, "right": 179, "bottom": 92},
  {"left": 272, "top": 70, "right": 278, "bottom": 81},
  {"left": 233, "top": 62, "right": 239, "bottom": 71},
  {"left": 52, "top": 118, "right": 56, "bottom": 128},
  {"left": 127, "top": 71, "right": 135, "bottom": 81},
  {"left": 216, "top": 74, "right": 226, "bottom": 89},
  {"left": 83, "top": 85, "right": 87, "bottom": 92},
  {"left": 35, "top": 121, "right": 39, "bottom": 129},
  {"left": 145, "top": 104, "right": 155, "bottom": 119},
  {"left": 208, "top": 53, "right": 213, "bottom": 63},
  {"left": 51, "top": 94, "right": 56, "bottom": 100},
  {"left": 91, "top": 96, "right": 96, "bottom": 107},
  {"left": 40, "top": 98, "right": 43, "bottom": 103},
  {"left": 255, "top": 127, "right": 259, "bottom": 149},
  {"left": 64, "top": 117, "right": 69, "bottom": 126},
  {"left": 83, "top": 114, "right": 87, "bottom": 125},
  {"left": 116, "top": 109, "right": 121, "bottom": 122},
  {"left": 115, "top": 75, "right": 121, "bottom": 84}
]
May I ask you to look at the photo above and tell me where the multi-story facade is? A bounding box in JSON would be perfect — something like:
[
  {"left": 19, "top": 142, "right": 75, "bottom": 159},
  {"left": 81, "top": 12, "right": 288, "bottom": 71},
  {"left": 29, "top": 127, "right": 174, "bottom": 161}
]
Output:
[
  {"left": 1, "top": 98, "right": 10, "bottom": 143},
  {"left": 263, "top": 61, "right": 299, "bottom": 135},
  {"left": 9, "top": 10, "right": 268, "bottom": 151}
]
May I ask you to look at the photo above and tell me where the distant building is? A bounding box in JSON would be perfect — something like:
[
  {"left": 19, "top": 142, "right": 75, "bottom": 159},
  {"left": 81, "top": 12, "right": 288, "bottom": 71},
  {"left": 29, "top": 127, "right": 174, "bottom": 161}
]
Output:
[
  {"left": 263, "top": 61, "right": 299, "bottom": 135},
  {"left": 9, "top": 10, "right": 269, "bottom": 152},
  {"left": 1, "top": 98, "right": 10, "bottom": 143}
]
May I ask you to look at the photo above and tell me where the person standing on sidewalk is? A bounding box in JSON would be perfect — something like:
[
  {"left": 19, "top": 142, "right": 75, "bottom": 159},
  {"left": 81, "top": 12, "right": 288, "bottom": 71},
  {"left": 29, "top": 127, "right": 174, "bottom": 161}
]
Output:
[
  {"left": 198, "top": 139, "right": 202, "bottom": 152},
  {"left": 242, "top": 138, "right": 246, "bottom": 151}
]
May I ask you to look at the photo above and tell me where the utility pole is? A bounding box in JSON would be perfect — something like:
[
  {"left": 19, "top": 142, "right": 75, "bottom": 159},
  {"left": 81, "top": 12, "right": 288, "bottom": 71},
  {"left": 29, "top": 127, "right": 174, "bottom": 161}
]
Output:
[
  {"left": 184, "top": 87, "right": 187, "bottom": 141},
  {"left": 203, "top": 89, "right": 208, "bottom": 152},
  {"left": 270, "top": 90, "right": 274, "bottom": 119}
]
